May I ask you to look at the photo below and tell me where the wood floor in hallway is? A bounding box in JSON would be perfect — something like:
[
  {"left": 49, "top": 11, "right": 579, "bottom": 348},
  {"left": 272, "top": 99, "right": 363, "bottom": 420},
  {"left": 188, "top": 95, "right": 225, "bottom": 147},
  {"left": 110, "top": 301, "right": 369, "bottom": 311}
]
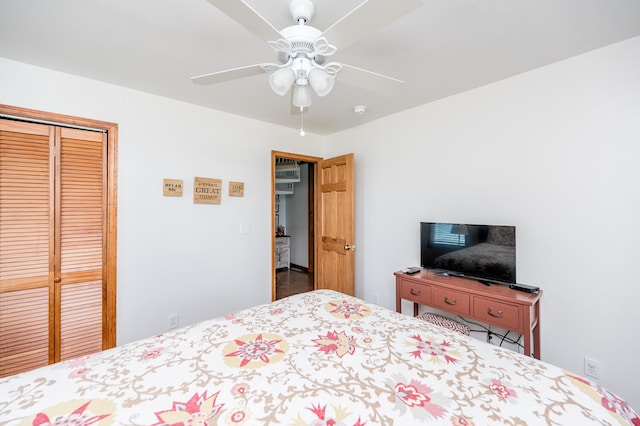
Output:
[{"left": 276, "top": 268, "right": 314, "bottom": 300}]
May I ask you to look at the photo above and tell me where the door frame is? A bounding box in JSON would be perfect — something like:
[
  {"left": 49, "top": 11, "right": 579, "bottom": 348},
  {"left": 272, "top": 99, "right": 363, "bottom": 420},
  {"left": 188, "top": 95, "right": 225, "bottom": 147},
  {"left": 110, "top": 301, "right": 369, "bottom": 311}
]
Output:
[
  {"left": 0, "top": 103, "right": 118, "bottom": 349},
  {"left": 271, "top": 151, "right": 321, "bottom": 301}
]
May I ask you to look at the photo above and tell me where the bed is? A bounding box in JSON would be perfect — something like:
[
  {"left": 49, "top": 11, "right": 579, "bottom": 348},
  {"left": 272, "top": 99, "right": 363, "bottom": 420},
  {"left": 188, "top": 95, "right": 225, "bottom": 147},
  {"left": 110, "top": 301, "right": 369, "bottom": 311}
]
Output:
[
  {"left": 1, "top": 289, "right": 637, "bottom": 425},
  {"left": 433, "top": 242, "right": 515, "bottom": 282}
]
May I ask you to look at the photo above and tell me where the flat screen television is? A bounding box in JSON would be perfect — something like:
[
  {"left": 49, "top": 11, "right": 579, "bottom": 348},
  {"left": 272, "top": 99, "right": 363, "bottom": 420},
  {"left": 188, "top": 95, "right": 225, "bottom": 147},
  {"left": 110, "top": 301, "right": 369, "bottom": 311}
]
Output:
[{"left": 420, "top": 222, "right": 516, "bottom": 284}]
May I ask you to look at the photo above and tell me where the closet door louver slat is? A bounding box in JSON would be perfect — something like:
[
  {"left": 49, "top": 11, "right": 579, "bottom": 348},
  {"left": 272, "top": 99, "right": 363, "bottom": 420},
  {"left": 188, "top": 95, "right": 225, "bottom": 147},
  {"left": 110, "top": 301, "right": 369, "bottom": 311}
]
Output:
[
  {"left": 0, "top": 287, "right": 50, "bottom": 376},
  {"left": 60, "top": 281, "right": 103, "bottom": 360}
]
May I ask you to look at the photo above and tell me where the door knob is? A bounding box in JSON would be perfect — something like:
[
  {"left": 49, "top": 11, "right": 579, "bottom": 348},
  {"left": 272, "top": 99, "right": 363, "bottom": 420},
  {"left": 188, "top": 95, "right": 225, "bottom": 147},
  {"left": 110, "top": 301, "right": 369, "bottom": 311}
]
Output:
[{"left": 344, "top": 244, "right": 356, "bottom": 251}]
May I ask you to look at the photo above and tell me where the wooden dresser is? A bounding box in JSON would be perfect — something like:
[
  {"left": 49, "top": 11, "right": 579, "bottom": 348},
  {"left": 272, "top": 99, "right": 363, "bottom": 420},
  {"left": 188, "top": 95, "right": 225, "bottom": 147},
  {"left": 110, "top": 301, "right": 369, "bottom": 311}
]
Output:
[
  {"left": 275, "top": 236, "right": 290, "bottom": 269},
  {"left": 395, "top": 269, "right": 542, "bottom": 359}
]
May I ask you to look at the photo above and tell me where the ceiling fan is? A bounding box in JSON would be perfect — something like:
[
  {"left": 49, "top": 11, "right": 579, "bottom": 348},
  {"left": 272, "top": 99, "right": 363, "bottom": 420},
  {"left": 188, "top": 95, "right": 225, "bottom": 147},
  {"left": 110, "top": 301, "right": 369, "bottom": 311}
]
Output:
[{"left": 191, "top": 0, "right": 424, "bottom": 114}]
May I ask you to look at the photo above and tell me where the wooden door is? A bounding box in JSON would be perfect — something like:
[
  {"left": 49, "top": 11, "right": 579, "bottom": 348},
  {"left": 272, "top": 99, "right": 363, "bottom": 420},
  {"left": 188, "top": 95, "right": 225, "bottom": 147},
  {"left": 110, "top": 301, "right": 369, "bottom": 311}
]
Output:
[
  {"left": 316, "top": 154, "right": 355, "bottom": 295},
  {"left": 57, "top": 127, "right": 106, "bottom": 361},
  {"left": 0, "top": 119, "right": 54, "bottom": 373},
  {"left": 0, "top": 109, "right": 116, "bottom": 376}
]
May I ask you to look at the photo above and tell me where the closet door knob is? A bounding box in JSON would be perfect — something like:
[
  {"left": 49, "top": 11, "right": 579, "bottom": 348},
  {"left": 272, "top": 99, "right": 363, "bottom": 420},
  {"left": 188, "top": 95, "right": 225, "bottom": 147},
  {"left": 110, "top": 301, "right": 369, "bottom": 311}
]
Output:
[{"left": 53, "top": 277, "right": 61, "bottom": 283}]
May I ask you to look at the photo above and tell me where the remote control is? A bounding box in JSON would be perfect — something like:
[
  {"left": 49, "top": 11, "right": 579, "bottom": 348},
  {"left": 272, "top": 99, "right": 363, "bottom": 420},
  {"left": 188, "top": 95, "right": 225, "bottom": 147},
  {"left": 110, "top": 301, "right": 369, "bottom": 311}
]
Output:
[
  {"left": 402, "top": 267, "right": 421, "bottom": 275},
  {"left": 509, "top": 283, "right": 540, "bottom": 293}
]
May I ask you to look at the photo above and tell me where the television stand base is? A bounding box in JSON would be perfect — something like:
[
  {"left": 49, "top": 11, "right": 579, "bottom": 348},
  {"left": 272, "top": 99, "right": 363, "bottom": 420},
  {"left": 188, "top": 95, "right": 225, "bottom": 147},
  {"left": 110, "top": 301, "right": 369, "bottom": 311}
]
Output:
[{"left": 395, "top": 269, "right": 542, "bottom": 359}]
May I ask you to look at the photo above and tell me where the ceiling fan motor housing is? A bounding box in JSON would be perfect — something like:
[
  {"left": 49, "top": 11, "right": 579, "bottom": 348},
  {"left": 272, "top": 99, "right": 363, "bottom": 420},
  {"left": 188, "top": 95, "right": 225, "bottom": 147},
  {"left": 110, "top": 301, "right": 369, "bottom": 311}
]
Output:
[{"left": 281, "top": 25, "right": 322, "bottom": 52}]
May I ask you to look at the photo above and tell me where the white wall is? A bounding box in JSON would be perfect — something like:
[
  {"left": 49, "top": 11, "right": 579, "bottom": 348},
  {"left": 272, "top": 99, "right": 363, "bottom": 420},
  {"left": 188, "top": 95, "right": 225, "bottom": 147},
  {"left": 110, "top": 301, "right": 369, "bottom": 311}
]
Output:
[
  {"left": 326, "top": 36, "right": 640, "bottom": 409},
  {"left": 0, "top": 57, "right": 325, "bottom": 345}
]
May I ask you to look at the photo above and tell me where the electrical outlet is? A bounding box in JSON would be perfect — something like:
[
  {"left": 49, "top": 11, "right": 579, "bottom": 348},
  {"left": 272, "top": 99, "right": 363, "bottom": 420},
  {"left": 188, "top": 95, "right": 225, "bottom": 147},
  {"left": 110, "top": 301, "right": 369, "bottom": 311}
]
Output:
[
  {"left": 584, "top": 356, "right": 600, "bottom": 379},
  {"left": 168, "top": 314, "right": 179, "bottom": 330},
  {"left": 373, "top": 293, "right": 379, "bottom": 304}
]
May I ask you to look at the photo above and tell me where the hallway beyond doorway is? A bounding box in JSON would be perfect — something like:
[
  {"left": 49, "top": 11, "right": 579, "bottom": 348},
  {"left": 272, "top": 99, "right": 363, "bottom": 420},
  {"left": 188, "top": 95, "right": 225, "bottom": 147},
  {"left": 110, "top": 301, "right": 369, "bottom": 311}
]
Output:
[{"left": 276, "top": 268, "right": 314, "bottom": 300}]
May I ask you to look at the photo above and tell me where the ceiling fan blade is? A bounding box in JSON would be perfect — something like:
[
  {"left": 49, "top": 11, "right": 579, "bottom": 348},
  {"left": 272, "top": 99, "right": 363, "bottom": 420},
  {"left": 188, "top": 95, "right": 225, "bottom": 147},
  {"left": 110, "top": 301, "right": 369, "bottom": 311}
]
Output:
[
  {"left": 191, "top": 64, "right": 268, "bottom": 85},
  {"left": 321, "top": 0, "right": 423, "bottom": 50},
  {"left": 338, "top": 64, "right": 404, "bottom": 94},
  {"left": 206, "top": 0, "right": 282, "bottom": 43}
]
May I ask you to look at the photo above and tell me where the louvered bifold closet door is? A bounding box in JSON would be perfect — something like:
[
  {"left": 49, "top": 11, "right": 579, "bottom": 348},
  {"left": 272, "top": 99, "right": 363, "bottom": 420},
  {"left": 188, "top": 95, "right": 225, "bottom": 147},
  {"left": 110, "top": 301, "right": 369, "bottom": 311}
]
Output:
[
  {"left": 0, "top": 119, "right": 107, "bottom": 376},
  {"left": 58, "top": 128, "right": 105, "bottom": 361},
  {"left": 0, "top": 119, "right": 54, "bottom": 376}
]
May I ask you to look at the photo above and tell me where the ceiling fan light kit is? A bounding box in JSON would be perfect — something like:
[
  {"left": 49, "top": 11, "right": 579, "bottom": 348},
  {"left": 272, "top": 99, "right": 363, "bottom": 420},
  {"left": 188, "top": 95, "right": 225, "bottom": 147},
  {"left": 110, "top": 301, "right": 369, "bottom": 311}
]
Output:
[
  {"left": 293, "top": 84, "right": 312, "bottom": 108},
  {"left": 308, "top": 68, "right": 334, "bottom": 96},
  {"left": 269, "top": 68, "right": 296, "bottom": 96},
  {"left": 194, "top": 0, "right": 424, "bottom": 127}
]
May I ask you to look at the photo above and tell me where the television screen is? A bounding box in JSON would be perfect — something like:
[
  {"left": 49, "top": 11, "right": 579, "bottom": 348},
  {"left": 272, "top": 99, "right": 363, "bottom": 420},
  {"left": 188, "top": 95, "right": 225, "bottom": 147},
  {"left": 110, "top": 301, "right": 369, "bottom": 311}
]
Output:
[{"left": 420, "top": 222, "right": 516, "bottom": 284}]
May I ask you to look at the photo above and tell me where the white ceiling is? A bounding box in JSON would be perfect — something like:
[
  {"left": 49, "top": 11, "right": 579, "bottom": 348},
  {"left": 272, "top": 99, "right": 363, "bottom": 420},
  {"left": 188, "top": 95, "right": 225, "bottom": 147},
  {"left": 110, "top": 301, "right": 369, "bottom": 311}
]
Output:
[{"left": 1, "top": 0, "right": 640, "bottom": 135}]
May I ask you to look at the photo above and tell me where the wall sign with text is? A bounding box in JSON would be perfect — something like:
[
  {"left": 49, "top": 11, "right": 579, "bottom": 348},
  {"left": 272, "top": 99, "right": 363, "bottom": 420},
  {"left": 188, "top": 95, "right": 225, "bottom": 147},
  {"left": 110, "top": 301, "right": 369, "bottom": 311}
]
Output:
[
  {"left": 229, "top": 181, "right": 244, "bottom": 197},
  {"left": 163, "top": 179, "right": 183, "bottom": 197},
  {"left": 193, "top": 177, "right": 222, "bottom": 204}
]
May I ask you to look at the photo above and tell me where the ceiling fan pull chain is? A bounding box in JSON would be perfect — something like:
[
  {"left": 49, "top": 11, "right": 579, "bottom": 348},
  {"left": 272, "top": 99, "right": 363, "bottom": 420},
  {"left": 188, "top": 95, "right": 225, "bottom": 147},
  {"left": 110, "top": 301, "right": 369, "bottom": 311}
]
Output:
[{"left": 299, "top": 106, "right": 305, "bottom": 136}]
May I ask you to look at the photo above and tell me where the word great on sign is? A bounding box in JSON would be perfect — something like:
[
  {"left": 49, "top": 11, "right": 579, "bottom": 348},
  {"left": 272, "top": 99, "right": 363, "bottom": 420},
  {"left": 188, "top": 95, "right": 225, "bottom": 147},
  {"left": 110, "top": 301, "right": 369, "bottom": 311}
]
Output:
[{"left": 194, "top": 177, "right": 222, "bottom": 204}]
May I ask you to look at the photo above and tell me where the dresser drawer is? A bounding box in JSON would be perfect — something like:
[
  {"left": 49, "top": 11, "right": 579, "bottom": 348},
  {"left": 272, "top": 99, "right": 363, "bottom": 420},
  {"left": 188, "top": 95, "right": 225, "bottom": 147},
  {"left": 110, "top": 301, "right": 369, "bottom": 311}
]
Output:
[
  {"left": 432, "top": 287, "right": 470, "bottom": 315},
  {"left": 400, "top": 280, "right": 431, "bottom": 305},
  {"left": 275, "top": 237, "right": 290, "bottom": 248},
  {"left": 473, "top": 297, "right": 519, "bottom": 330}
]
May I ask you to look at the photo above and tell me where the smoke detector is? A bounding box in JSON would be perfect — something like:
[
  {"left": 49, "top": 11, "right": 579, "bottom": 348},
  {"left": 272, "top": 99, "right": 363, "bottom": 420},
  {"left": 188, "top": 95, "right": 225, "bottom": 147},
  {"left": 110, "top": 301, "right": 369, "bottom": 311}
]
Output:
[{"left": 353, "top": 105, "right": 367, "bottom": 115}]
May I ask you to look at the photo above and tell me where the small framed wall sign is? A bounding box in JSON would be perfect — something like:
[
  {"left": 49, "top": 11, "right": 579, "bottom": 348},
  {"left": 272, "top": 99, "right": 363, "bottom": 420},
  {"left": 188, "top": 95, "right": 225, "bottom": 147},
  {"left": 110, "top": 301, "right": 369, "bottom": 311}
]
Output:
[
  {"left": 193, "top": 177, "right": 222, "bottom": 204},
  {"left": 163, "top": 179, "right": 183, "bottom": 197},
  {"left": 229, "top": 181, "right": 244, "bottom": 197}
]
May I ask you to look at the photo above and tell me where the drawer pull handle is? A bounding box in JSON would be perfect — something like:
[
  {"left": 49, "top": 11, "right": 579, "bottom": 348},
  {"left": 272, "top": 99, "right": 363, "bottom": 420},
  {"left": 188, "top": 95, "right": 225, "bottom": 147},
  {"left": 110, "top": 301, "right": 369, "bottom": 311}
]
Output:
[
  {"left": 487, "top": 308, "right": 504, "bottom": 318},
  {"left": 410, "top": 288, "right": 421, "bottom": 296},
  {"left": 444, "top": 297, "right": 457, "bottom": 305}
]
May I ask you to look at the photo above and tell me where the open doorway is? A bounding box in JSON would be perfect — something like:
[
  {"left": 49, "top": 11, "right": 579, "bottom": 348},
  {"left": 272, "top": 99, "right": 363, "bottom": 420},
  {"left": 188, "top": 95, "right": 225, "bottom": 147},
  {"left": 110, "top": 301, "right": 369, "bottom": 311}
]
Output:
[
  {"left": 272, "top": 151, "right": 320, "bottom": 300},
  {"left": 272, "top": 151, "right": 356, "bottom": 300}
]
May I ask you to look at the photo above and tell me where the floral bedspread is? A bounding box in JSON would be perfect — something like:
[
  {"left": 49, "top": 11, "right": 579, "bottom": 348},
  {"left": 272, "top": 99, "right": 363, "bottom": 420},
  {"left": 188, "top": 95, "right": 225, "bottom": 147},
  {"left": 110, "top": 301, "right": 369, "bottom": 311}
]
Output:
[{"left": 1, "top": 289, "right": 638, "bottom": 425}]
